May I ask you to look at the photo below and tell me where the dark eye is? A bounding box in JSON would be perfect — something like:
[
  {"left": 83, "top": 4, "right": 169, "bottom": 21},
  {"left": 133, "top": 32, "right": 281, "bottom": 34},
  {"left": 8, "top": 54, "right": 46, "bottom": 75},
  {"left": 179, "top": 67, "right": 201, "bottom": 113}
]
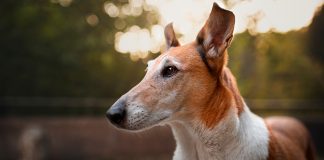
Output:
[{"left": 161, "top": 66, "right": 179, "bottom": 78}]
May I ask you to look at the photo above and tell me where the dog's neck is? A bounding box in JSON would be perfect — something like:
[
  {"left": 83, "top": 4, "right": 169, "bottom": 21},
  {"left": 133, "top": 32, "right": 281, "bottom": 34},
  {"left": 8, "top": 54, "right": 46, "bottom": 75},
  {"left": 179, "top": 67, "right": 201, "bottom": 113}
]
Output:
[
  {"left": 169, "top": 104, "right": 269, "bottom": 160},
  {"left": 168, "top": 67, "right": 269, "bottom": 160}
]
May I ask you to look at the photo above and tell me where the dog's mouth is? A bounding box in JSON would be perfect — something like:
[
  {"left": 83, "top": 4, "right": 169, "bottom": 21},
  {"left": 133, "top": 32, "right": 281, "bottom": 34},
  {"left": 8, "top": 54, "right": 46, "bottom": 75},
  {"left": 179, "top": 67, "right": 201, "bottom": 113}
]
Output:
[
  {"left": 107, "top": 101, "right": 176, "bottom": 131},
  {"left": 110, "top": 113, "right": 171, "bottom": 132}
]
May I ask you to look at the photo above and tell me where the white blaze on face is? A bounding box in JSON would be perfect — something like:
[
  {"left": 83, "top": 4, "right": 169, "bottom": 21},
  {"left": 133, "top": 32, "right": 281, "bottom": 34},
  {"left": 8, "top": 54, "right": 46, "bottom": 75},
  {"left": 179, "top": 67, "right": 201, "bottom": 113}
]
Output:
[{"left": 146, "top": 59, "right": 156, "bottom": 72}]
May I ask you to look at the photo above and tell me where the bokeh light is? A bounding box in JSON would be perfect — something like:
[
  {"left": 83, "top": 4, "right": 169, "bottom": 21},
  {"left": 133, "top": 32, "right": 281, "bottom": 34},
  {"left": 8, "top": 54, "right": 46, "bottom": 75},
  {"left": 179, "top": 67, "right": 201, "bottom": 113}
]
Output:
[
  {"left": 113, "top": 0, "right": 323, "bottom": 59},
  {"left": 115, "top": 25, "right": 164, "bottom": 60},
  {"left": 104, "top": 2, "right": 120, "bottom": 18},
  {"left": 86, "top": 14, "right": 99, "bottom": 27}
]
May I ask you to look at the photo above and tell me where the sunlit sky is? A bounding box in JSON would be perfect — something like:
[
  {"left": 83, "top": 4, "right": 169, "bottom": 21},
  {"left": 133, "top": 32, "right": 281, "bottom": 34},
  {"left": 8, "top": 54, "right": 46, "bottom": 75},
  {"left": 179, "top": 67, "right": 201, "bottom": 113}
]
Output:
[{"left": 103, "top": 0, "right": 323, "bottom": 59}]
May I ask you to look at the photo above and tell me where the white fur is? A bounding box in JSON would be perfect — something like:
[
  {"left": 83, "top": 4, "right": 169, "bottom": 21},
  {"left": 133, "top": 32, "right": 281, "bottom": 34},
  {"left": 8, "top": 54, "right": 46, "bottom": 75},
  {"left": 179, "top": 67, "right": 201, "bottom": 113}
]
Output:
[
  {"left": 159, "top": 91, "right": 178, "bottom": 104},
  {"left": 126, "top": 103, "right": 173, "bottom": 130},
  {"left": 169, "top": 104, "right": 269, "bottom": 160},
  {"left": 147, "top": 55, "right": 183, "bottom": 74},
  {"left": 146, "top": 59, "right": 156, "bottom": 71}
]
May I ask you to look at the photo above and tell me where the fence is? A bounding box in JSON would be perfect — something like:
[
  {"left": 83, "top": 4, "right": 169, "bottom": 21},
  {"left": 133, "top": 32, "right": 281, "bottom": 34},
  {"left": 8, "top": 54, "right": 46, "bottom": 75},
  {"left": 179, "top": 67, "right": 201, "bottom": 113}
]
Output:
[{"left": 0, "top": 97, "right": 323, "bottom": 159}]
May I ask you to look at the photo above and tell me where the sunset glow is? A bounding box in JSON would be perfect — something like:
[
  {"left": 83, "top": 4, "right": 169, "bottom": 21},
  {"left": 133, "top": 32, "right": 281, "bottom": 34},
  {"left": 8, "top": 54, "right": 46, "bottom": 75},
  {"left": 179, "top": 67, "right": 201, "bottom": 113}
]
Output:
[{"left": 112, "top": 0, "right": 323, "bottom": 59}]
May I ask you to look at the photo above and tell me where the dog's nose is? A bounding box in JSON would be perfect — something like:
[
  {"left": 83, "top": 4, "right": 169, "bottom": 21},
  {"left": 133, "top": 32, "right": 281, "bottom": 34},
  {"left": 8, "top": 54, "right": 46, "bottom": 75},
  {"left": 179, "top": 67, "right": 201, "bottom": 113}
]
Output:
[{"left": 106, "top": 100, "right": 126, "bottom": 125}]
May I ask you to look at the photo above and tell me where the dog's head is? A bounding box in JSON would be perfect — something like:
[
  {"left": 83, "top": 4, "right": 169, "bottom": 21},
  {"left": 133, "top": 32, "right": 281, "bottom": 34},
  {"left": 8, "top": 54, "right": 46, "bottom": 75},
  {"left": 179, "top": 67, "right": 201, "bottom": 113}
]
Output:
[{"left": 106, "top": 3, "right": 237, "bottom": 131}]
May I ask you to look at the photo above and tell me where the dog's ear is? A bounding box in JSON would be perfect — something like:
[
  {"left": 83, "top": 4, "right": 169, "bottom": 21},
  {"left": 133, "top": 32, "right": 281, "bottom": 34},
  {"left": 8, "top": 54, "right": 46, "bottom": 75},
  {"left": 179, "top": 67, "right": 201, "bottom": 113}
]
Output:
[
  {"left": 164, "top": 23, "right": 180, "bottom": 49},
  {"left": 196, "top": 3, "right": 235, "bottom": 58}
]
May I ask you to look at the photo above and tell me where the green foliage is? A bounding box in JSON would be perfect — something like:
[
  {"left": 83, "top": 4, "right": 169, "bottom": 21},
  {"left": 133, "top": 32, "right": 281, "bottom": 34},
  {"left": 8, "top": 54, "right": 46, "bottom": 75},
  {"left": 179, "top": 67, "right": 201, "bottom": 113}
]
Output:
[
  {"left": 229, "top": 31, "right": 324, "bottom": 98},
  {"left": 0, "top": 0, "right": 148, "bottom": 97}
]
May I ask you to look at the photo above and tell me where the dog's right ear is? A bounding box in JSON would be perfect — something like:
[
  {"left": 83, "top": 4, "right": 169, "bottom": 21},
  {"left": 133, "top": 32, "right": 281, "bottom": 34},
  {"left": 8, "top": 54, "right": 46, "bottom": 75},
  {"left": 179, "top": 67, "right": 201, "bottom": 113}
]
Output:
[{"left": 164, "top": 23, "right": 180, "bottom": 49}]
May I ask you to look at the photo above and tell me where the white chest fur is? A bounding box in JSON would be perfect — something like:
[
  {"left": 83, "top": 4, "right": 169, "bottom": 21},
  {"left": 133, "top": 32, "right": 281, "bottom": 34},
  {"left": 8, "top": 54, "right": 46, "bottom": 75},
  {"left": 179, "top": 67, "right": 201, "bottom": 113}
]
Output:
[{"left": 169, "top": 106, "right": 269, "bottom": 160}]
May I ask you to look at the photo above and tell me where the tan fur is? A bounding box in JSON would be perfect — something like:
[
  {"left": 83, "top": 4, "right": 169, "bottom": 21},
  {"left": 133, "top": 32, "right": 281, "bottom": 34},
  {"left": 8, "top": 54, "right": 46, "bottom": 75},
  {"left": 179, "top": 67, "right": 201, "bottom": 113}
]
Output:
[
  {"left": 158, "top": 43, "right": 243, "bottom": 128},
  {"left": 266, "top": 117, "right": 315, "bottom": 160}
]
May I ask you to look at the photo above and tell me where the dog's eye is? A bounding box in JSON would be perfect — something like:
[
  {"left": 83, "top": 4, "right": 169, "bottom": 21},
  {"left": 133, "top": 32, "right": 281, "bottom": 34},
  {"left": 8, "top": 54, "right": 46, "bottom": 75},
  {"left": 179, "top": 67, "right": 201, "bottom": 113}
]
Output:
[{"left": 161, "top": 66, "right": 178, "bottom": 78}]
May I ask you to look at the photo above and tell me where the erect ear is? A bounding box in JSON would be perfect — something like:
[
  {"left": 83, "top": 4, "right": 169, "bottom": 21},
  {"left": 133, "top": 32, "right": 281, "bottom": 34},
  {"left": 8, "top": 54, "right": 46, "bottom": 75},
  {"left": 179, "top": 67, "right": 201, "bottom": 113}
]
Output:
[
  {"left": 164, "top": 23, "right": 180, "bottom": 49},
  {"left": 196, "top": 3, "right": 235, "bottom": 58}
]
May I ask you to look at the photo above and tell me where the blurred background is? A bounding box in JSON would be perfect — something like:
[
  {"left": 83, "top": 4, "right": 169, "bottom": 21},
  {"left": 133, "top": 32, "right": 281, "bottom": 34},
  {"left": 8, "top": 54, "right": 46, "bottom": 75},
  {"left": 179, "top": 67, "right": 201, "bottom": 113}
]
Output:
[{"left": 0, "top": 0, "right": 323, "bottom": 159}]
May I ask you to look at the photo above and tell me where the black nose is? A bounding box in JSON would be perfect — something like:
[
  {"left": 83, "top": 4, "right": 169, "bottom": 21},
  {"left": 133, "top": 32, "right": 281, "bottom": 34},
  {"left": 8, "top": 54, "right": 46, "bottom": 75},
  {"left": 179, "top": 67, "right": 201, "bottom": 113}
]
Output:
[{"left": 106, "top": 100, "right": 126, "bottom": 125}]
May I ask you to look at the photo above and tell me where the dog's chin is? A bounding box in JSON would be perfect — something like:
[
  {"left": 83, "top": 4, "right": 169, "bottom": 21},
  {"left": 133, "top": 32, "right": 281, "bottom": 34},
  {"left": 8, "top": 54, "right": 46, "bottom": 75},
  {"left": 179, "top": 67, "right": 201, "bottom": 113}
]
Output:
[{"left": 115, "top": 116, "right": 170, "bottom": 132}]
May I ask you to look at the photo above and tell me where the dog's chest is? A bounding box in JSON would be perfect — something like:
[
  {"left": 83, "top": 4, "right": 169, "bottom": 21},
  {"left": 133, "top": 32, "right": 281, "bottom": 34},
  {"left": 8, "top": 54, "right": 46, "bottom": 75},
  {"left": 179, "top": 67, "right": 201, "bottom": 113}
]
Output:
[{"left": 172, "top": 107, "right": 269, "bottom": 160}]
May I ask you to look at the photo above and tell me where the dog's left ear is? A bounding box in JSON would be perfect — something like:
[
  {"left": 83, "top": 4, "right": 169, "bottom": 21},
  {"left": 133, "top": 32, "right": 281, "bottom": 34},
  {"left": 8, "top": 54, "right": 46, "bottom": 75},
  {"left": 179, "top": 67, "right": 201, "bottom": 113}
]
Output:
[
  {"left": 164, "top": 23, "right": 180, "bottom": 49},
  {"left": 196, "top": 3, "right": 235, "bottom": 58}
]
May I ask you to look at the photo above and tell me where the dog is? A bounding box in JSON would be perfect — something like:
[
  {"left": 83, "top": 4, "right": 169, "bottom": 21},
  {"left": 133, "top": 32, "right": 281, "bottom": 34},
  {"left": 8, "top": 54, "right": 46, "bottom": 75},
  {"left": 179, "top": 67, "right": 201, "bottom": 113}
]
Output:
[{"left": 106, "top": 3, "right": 315, "bottom": 160}]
